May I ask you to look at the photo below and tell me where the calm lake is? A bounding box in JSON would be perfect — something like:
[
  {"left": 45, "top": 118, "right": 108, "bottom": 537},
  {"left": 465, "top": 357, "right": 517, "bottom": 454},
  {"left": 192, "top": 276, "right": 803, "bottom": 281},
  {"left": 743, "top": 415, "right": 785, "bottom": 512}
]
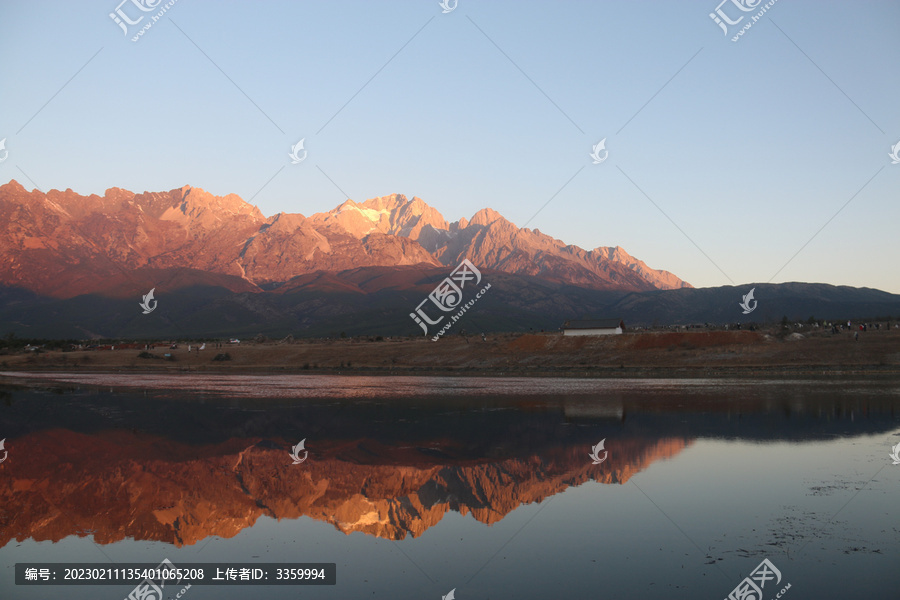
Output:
[{"left": 0, "top": 373, "right": 898, "bottom": 599}]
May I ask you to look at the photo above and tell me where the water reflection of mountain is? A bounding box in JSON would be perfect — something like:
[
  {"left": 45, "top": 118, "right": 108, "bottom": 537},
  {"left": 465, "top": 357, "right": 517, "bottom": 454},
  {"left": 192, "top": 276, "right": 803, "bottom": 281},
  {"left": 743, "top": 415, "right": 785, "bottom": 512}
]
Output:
[
  {"left": 0, "top": 429, "right": 688, "bottom": 546},
  {"left": 0, "top": 380, "right": 896, "bottom": 547}
]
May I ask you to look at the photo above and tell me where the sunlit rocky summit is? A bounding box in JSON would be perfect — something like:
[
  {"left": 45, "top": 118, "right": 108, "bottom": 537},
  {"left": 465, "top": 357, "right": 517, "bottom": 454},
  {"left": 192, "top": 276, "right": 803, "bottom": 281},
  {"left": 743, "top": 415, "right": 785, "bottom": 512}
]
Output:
[{"left": 0, "top": 180, "right": 689, "bottom": 298}]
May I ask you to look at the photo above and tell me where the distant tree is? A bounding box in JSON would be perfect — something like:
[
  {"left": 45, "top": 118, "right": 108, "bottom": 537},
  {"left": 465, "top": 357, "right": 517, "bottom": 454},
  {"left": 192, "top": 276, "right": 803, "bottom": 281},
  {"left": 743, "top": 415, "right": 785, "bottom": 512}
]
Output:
[
  {"left": 807, "top": 315, "right": 816, "bottom": 325},
  {"left": 781, "top": 315, "right": 789, "bottom": 330}
]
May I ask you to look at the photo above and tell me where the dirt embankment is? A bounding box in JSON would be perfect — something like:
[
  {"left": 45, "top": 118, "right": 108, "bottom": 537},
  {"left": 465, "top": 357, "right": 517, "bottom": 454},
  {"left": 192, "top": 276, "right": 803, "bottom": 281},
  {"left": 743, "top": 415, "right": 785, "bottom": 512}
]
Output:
[{"left": 2, "top": 328, "right": 898, "bottom": 378}]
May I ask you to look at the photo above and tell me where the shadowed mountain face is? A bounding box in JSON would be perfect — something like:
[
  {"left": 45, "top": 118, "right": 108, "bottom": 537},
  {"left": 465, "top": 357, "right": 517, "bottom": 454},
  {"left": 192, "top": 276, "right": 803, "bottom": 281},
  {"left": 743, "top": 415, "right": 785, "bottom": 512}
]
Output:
[
  {"left": 4, "top": 180, "right": 900, "bottom": 338},
  {"left": 2, "top": 272, "right": 899, "bottom": 339},
  {"left": 0, "top": 378, "right": 895, "bottom": 547},
  {"left": 0, "top": 180, "right": 689, "bottom": 299}
]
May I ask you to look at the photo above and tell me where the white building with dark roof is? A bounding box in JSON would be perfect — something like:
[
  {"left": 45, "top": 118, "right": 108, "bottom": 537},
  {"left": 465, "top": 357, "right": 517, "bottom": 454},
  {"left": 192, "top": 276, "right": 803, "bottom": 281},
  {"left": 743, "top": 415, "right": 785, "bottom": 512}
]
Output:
[{"left": 562, "top": 318, "right": 625, "bottom": 336}]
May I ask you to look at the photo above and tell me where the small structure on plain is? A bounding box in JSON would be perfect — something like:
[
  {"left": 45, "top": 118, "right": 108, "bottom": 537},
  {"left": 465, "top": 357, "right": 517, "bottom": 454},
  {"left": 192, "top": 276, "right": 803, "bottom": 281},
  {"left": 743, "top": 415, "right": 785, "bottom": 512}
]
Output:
[{"left": 562, "top": 318, "right": 626, "bottom": 336}]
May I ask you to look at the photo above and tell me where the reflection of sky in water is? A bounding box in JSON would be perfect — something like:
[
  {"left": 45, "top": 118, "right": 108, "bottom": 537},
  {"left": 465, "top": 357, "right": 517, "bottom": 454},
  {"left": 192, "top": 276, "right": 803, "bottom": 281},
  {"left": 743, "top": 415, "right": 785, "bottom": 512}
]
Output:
[{"left": 0, "top": 376, "right": 898, "bottom": 599}]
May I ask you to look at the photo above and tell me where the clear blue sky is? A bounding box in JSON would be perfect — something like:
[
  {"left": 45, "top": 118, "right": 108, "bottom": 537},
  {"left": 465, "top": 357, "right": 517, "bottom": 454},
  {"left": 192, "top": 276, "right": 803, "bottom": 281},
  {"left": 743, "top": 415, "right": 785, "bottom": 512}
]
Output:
[{"left": 1, "top": 0, "right": 898, "bottom": 292}]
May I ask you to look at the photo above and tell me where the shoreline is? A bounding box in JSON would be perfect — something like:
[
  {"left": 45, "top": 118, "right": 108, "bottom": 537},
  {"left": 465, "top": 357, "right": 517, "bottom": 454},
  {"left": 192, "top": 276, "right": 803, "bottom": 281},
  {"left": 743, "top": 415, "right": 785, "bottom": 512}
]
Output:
[
  {"left": 3, "top": 362, "right": 898, "bottom": 382},
  {"left": 2, "top": 329, "right": 897, "bottom": 381}
]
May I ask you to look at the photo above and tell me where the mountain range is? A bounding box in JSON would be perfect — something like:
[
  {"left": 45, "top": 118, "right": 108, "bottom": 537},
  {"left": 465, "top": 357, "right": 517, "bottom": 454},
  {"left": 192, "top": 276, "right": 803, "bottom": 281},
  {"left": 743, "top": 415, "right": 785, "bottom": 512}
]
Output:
[
  {"left": 0, "top": 427, "right": 688, "bottom": 546},
  {"left": 2, "top": 180, "right": 899, "bottom": 338},
  {"left": 0, "top": 180, "right": 688, "bottom": 298}
]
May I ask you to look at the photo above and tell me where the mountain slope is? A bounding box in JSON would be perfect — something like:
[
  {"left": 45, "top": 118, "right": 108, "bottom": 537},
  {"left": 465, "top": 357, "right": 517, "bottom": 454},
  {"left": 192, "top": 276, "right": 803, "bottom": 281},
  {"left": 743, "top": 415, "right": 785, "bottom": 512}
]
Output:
[
  {"left": 0, "top": 181, "right": 689, "bottom": 298},
  {"left": 313, "top": 195, "right": 692, "bottom": 291}
]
